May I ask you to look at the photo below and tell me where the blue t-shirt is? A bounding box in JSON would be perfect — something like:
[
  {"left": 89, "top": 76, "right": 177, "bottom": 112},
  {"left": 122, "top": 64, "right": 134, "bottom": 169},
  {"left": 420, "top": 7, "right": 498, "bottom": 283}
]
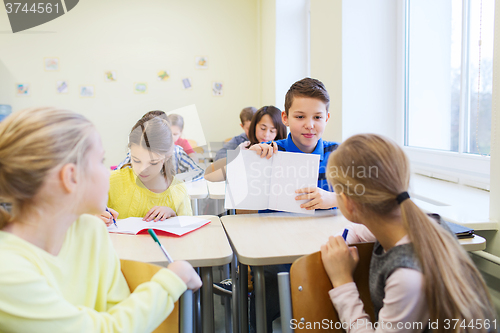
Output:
[
  {"left": 259, "top": 134, "right": 339, "bottom": 213},
  {"left": 274, "top": 133, "right": 339, "bottom": 191}
]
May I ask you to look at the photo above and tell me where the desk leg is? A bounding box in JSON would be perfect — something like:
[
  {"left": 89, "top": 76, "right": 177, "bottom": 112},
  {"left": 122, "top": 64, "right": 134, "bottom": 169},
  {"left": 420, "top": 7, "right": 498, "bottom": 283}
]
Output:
[
  {"left": 231, "top": 254, "right": 239, "bottom": 333},
  {"left": 238, "top": 262, "right": 249, "bottom": 333},
  {"left": 192, "top": 198, "right": 199, "bottom": 215},
  {"left": 254, "top": 266, "right": 267, "bottom": 333},
  {"left": 201, "top": 267, "right": 214, "bottom": 333},
  {"left": 180, "top": 290, "right": 194, "bottom": 333},
  {"left": 222, "top": 264, "right": 232, "bottom": 333},
  {"left": 195, "top": 269, "right": 202, "bottom": 333}
]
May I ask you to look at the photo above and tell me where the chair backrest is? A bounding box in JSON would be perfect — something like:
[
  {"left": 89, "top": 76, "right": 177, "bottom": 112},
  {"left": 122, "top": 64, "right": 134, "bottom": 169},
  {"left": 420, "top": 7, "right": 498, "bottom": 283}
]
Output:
[
  {"left": 187, "top": 139, "right": 204, "bottom": 155},
  {"left": 224, "top": 137, "right": 232, "bottom": 143},
  {"left": 120, "top": 259, "right": 179, "bottom": 332},
  {"left": 289, "top": 242, "right": 376, "bottom": 331}
]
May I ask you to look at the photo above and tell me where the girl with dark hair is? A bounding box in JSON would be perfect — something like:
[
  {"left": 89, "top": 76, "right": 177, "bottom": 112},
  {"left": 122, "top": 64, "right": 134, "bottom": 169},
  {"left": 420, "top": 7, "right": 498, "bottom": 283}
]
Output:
[{"left": 204, "top": 105, "right": 286, "bottom": 182}]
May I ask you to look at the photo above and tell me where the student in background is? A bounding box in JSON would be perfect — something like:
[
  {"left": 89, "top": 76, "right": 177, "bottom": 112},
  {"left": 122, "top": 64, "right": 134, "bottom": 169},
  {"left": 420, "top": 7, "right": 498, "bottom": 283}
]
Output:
[
  {"left": 116, "top": 111, "right": 204, "bottom": 182},
  {"left": 204, "top": 105, "right": 287, "bottom": 182},
  {"left": 248, "top": 77, "right": 340, "bottom": 331},
  {"left": 321, "top": 134, "right": 495, "bottom": 332},
  {"left": 214, "top": 106, "right": 257, "bottom": 161},
  {"left": 0, "top": 108, "right": 201, "bottom": 332},
  {"left": 106, "top": 114, "right": 193, "bottom": 223},
  {"left": 167, "top": 114, "right": 196, "bottom": 159}
]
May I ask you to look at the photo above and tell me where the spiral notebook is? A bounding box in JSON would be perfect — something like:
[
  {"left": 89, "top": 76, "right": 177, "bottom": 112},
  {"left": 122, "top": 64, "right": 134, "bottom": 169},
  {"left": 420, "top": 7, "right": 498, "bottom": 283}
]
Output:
[{"left": 107, "top": 216, "right": 211, "bottom": 237}]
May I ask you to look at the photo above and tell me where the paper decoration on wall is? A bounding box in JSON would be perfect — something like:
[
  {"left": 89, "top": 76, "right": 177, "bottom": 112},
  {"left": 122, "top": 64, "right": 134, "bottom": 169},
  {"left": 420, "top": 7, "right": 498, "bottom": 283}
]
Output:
[
  {"left": 80, "top": 86, "right": 94, "bottom": 98},
  {"left": 16, "top": 83, "right": 29, "bottom": 96},
  {"left": 212, "top": 81, "right": 223, "bottom": 96},
  {"left": 105, "top": 71, "right": 117, "bottom": 82},
  {"left": 56, "top": 81, "right": 68, "bottom": 94},
  {"left": 195, "top": 56, "right": 208, "bottom": 69},
  {"left": 182, "top": 78, "right": 192, "bottom": 90},
  {"left": 134, "top": 83, "right": 148, "bottom": 94},
  {"left": 44, "top": 58, "right": 59, "bottom": 71},
  {"left": 158, "top": 70, "right": 170, "bottom": 81}
]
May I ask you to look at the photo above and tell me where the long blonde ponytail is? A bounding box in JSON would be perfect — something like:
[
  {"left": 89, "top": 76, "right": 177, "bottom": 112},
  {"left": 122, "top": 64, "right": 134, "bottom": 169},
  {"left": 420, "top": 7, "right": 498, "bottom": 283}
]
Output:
[{"left": 326, "top": 134, "right": 495, "bottom": 332}]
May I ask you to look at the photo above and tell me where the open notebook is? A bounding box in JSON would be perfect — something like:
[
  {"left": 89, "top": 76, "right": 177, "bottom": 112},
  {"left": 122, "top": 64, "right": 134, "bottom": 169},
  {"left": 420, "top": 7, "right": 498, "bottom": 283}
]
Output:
[
  {"left": 107, "top": 216, "right": 211, "bottom": 237},
  {"left": 225, "top": 150, "right": 320, "bottom": 214}
]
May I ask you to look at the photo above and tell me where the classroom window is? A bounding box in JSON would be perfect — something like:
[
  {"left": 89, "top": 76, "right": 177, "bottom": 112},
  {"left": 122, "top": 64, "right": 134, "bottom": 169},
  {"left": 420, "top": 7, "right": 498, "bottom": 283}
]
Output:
[{"left": 405, "top": 0, "right": 494, "bottom": 156}]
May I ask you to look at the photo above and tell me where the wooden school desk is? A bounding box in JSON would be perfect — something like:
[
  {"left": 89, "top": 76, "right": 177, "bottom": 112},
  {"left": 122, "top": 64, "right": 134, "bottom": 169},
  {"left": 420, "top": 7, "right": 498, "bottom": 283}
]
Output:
[
  {"left": 184, "top": 179, "right": 209, "bottom": 215},
  {"left": 221, "top": 210, "right": 486, "bottom": 333},
  {"left": 109, "top": 215, "right": 232, "bottom": 333}
]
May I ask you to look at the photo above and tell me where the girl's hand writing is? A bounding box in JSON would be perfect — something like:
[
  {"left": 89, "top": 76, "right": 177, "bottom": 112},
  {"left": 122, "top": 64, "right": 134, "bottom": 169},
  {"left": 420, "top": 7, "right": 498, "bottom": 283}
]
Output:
[
  {"left": 97, "top": 208, "right": 119, "bottom": 226},
  {"left": 249, "top": 142, "right": 278, "bottom": 159},
  {"left": 320, "top": 235, "right": 359, "bottom": 288},
  {"left": 295, "top": 187, "right": 337, "bottom": 210},
  {"left": 167, "top": 261, "right": 203, "bottom": 291},
  {"left": 144, "top": 206, "right": 176, "bottom": 222}
]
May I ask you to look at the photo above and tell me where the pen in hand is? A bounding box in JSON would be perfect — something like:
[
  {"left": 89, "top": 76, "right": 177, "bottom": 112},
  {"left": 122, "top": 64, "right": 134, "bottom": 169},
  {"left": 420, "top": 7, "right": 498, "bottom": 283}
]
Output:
[
  {"left": 106, "top": 207, "right": 118, "bottom": 228},
  {"left": 342, "top": 228, "right": 349, "bottom": 241}
]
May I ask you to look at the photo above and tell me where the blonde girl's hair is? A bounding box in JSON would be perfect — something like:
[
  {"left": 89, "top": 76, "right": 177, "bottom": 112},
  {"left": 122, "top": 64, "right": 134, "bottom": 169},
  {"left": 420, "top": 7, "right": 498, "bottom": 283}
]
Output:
[
  {"left": 0, "top": 108, "right": 96, "bottom": 229},
  {"left": 128, "top": 115, "right": 175, "bottom": 183},
  {"left": 326, "top": 134, "right": 495, "bottom": 332}
]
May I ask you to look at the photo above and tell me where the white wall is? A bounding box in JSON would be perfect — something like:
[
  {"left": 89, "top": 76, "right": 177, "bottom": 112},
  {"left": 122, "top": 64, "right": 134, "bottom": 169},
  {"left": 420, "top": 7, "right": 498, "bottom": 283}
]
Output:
[
  {"left": 275, "top": 0, "right": 309, "bottom": 110},
  {"left": 341, "top": 0, "right": 398, "bottom": 142},
  {"left": 486, "top": 0, "right": 500, "bottom": 257},
  {"left": 310, "top": 0, "right": 342, "bottom": 142},
  {"left": 259, "top": 0, "right": 276, "bottom": 106},
  {"left": 0, "top": 0, "right": 259, "bottom": 166}
]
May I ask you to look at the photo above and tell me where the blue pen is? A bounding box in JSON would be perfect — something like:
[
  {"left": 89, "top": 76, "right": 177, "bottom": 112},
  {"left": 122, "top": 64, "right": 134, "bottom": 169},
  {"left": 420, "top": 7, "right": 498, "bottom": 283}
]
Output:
[
  {"left": 106, "top": 207, "right": 118, "bottom": 228},
  {"left": 342, "top": 228, "right": 349, "bottom": 241}
]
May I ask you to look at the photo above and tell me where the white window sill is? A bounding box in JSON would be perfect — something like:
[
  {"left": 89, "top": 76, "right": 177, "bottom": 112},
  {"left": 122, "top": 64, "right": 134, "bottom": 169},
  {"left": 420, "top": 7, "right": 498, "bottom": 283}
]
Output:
[{"left": 409, "top": 174, "right": 499, "bottom": 231}]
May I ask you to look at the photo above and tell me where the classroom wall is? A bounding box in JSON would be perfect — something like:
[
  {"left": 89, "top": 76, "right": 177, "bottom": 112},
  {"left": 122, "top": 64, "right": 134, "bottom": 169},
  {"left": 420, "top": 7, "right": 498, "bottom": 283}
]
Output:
[
  {"left": 259, "top": 0, "right": 276, "bottom": 107},
  {"left": 0, "top": 0, "right": 260, "bottom": 166},
  {"left": 275, "top": 0, "right": 309, "bottom": 110},
  {"left": 310, "top": 0, "right": 343, "bottom": 143},
  {"left": 486, "top": 0, "right": 500, "bottom": 257},
  {"left": 341, "top": 0, "right": 398, "bottom": 142}
]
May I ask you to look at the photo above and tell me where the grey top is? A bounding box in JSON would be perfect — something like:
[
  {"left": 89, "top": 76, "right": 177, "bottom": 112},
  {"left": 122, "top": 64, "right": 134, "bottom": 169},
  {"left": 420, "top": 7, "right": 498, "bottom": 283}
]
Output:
[
  {"left": 369, "top": 242, "right": 421, "bottom": 321},
  {"left": 214, "top": 132, "right": 248, "bottom": 161}
]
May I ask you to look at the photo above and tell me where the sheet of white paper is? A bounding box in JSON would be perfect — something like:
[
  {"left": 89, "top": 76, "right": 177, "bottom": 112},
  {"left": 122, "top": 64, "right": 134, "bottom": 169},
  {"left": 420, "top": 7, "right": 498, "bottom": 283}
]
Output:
[
  {"left": 107, "top": 216, "right": 210, "bottom": 236},
  {"left": 225, "top": 150, "right": 320, "bottom": 214},
  {"left": 268, "top": 152, "right": 319, "bottom": 214},
  {"left": 225, "top": 150, "right": 271, "bottom": 210}
]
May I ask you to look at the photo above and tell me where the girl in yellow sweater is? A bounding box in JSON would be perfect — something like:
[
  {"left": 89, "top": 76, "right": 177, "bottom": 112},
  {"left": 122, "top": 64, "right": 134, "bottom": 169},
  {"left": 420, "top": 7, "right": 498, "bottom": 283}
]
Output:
[
  {"left": 0, "top": 108, "right": 201, "bottom": 332},
  {"left": 105, "top": 112, "right": 192, "bottom": 224}
]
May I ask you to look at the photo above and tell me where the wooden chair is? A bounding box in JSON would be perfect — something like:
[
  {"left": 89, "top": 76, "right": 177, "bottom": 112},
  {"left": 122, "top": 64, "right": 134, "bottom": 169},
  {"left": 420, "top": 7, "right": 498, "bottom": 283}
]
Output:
[
  {"left": 224, "top": 137, "right": 232, "bottom": 143},
  {"left": 278, "top": 243, "right": 376, "bottom": 332},
  {"left": 120, "top": 259, "right": 179, "bottom": 332}
]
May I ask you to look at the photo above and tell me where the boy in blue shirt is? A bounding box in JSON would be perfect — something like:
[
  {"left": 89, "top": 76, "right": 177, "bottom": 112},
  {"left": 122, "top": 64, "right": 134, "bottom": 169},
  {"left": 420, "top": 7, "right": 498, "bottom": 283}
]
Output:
[
  {"left": 248, "top": 77, "right": 340, "bottom": 331},
  {"left": 250, "top": 77, "right": 339, "bottom": 210}
]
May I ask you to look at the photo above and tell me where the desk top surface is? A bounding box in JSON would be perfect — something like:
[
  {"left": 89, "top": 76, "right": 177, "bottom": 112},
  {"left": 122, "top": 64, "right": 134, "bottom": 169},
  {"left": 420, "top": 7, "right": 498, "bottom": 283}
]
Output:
[
  {"left": 221, "top": 210, "right": 350, "bottom": 265},
  {"left": 109, "top": 215, "right": 232, "bottom": 267},
  {"left": 221, "top": 211, "right": 486, "bottom": 265}
]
